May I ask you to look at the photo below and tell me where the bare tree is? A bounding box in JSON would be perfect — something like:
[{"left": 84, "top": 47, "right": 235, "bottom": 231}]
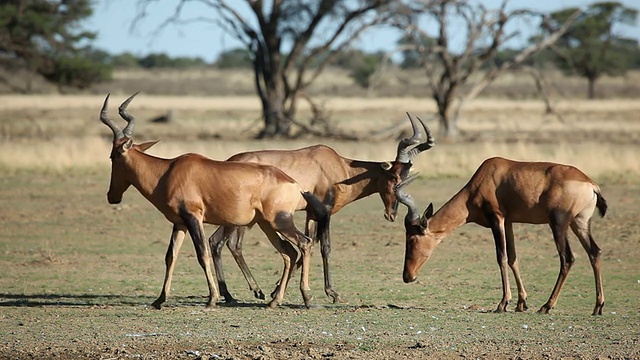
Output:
[
  {"left": 395, "top": 0, "right": 579, "bottom": 139},
  {"left": 134, "top": 0, "right": 394, "bottom": 138}
]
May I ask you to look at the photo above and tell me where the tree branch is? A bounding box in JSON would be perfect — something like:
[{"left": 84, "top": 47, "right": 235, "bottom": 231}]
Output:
[{"left": 452, "top": 9, "right": 582, "bottom": 123}]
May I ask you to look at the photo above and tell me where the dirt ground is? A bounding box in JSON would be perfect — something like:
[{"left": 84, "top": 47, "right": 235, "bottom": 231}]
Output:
[
  {"left": 1, "top": 94, "right": 639, "bottom": 359},
  {"left": 1, "top": 171, "right": 639, "bottom": 360}
]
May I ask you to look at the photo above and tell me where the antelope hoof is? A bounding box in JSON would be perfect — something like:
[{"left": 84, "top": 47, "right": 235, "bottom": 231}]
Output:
[
  {"left": 151, "top": 298, "right": 164, "bottom": 310},
  {"left": 326, "top": 289, "right": 340, "bottom": 304},
  {"left": 267, "top": 299, "right": 279, "bottom": 309},
  {"left": 592, "top": 303, "right": 604, "bottom": 316},
  {"left": 221, "top": 291, "right": 237, "bottom": 304},
  {"left": 223, "top": 296, "right": 238, "bottom": 304},
  {"left": 254, "top": 289, "right": 266, "bottom": 300},
  {"left": 204, "top": 295, "right": 220, "bottom": 310},
  {"left": 270, "top": 286, "right": 281, "bottom": 300},
  {"left": 494, "top": 302, "right": 509, "bottom": 313},
  {"left": 302, "top": 291, "right": 313, "bottom": 309},
  {"left": 516, "top": 300, "right": 528, "bottom": 312},
  {"left": 537, "top": 304, "right": 553, "bottom": 314},
  {"left": 205, "top": 300, "right": 217, "bottom": 309}
]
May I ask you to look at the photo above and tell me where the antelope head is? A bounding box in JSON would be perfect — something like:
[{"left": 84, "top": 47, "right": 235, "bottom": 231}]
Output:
[
  {"left": 394, "top": 174, "right": 438, "bottom": 283},
  {"left": 100, "top": 92, "right": 158, "bottom": 204},
  {"left": 380, "top": 113, "right": 434, "bottom": 222}
]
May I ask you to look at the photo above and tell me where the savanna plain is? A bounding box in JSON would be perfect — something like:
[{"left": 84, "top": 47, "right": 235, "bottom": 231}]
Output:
[{"left": 1, "top": 70, "right": 640, "bottom": 359}]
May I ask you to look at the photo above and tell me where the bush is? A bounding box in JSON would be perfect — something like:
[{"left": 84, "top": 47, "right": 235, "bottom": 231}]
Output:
[
  {"left": 42, "top": 56, "right": 112, "bottom": 89},
  {"left": 349, "top": 54, "right": 383, "bottom": 89},
  {"left": 216, "top": 48, "right": 253, "bottom": 69},
  {"left": 111, "top": 53, "right": 140, "bottom": 68}
]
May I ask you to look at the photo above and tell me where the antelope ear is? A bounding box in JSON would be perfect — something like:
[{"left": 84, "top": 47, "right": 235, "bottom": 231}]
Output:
[
  {"left": 381, "top": 162, "right": 392, "bottom": 170},
  {"left": 136, "top": 139, "right": 161, "bottom": 153},
  {"left": 121, "top": 138, "right": 133, "bottom": 152},
  {"left": 420, "top": 203, "right": 434, "bottom": 228},
  {"left": 424, "top": 203, "right": 434, "bottom": 218}
]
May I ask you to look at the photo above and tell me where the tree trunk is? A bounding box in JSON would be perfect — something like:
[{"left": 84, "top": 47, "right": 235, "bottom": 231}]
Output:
[
  {"left": 439, "top": 111, "right": 459, "bottom": 139},
  {"left": 252, "top": 41, "right": 292, "bottom": 139},
  {"left": 259, "top": 99, "right": 290, "bottom": 138},
  {"left": 587, "top": 76, "right": 597, "bottom": 99},
  {"left": 435, "top": 92, "right": 458, "bottom": 140},
  {"left": 257, "top": 80, "right": 292, "bottom": 138}
]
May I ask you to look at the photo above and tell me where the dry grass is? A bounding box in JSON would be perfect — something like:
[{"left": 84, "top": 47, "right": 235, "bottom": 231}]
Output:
[
  {"left": 2, "top": 137, "right": 638, "bottom": 181},
  {"left": 1, "top": 95, "right": 639, "bottom": 179},
  {"left": 1, "top": 169, "right": 639, "bottom": 359},
  {"left": 2, "top": 91, "right": 640, "bottom": 359}
]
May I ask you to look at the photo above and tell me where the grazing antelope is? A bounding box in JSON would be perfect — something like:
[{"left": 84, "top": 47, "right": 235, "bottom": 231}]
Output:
[
  {"left": 211, "top": 114, "right": 435, "bottom": 304},
  {"left": 100, "top": 92, "right": 331, "bottom": 309},
  {"left": 395, "top": 157, "right": 607, "bottom": 315}
]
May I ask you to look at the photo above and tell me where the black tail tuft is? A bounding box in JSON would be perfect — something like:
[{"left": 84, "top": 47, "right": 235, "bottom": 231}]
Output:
[
  {"left": 322, "top": 188, "right": 336, "bottom": 215},
  {"left": 302, "top": 191, "right": 333, "bottom": 244},
  {"left": 302, "top": 191, "right": 331, "bottom": 222},
  {"left": 595, "top": 191, "right": 608, "bottom": 218}
]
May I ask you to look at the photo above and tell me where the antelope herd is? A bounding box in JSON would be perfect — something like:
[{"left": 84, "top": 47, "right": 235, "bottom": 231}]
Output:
[
  {"left": 100, "top": 93, "right": 607, "bottom": 315},
  {"left": 100, "top": 92, "right": 331, "bottom": 309},
  {"left": 210, "top": 113, "right": 434, "bottom": 304}
]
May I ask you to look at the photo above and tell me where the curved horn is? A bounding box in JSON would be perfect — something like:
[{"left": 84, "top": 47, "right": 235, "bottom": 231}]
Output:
[
  {"left": 395, "top": 112, "right": 423, "bottom": 163},
  {"left": 394, "top": 172, "right": 420, "bottom": 221},
  {"left": 406, "top": 116, "right": 435, "bottom": 160},
  {"left": 99, "top": 93, "right": 124, "bottom": 141},
  {"left": 118, "top": 91, "right": 140, "bottom": 138}
]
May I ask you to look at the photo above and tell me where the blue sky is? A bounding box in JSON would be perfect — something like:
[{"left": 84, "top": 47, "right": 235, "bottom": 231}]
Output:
[{"left": 85, "top": 0, "right": 640, "bottom": 63}]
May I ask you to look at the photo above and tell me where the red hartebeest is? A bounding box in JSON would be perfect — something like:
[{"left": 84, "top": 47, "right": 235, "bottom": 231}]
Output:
[
  {"left": 210, "top": 114, "right": 435, "bottom": 303},
  {"left": 395, "top": 157, "right": 607, "bottom": 315},
  {"left": 100, "top": 92, "right": 331, "bottom": 309}
]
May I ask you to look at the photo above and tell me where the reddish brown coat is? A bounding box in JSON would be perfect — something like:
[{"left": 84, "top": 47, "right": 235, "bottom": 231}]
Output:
[{"left": 398, "top": 157, "right": 607, "bottom": 315}]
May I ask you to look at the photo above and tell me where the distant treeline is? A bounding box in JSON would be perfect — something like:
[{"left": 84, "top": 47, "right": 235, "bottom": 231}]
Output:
[
  {"left": 94, "top": 47, "right": 640, "bottom": 71},
  {"left": 2, "top": 0, "right": 638, "bottom": 99}
]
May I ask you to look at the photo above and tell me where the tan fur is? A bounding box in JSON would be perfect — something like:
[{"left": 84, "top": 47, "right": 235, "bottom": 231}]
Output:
[
  {"left": 209, "top": 141, "right": 424, "bottom": 302},
  {"left": 401, "top": 157, "right": 606, "bottom": 315},
  {"left": 214, "top": 144, "right": 421, "bottom": 303},
  {"left": 228, "top": 145, "right": 400, "bottom": 215},
  {"left": 114, "top": 150, "right": 302, "bottom": 227},
  {"left": 101, "top": 93, "right": 323, "bottom": 309}
]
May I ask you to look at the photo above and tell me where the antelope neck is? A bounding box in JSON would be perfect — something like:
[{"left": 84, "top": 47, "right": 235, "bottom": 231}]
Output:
[
  {"left": 124, "top": 150, "right": 172, "bottom": 202},
  {"left": 428, "top": 190, "right": 471, "bottom": 237},
  {"left": 331, "top": 159, "right": 387, "bottom": 211}
]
